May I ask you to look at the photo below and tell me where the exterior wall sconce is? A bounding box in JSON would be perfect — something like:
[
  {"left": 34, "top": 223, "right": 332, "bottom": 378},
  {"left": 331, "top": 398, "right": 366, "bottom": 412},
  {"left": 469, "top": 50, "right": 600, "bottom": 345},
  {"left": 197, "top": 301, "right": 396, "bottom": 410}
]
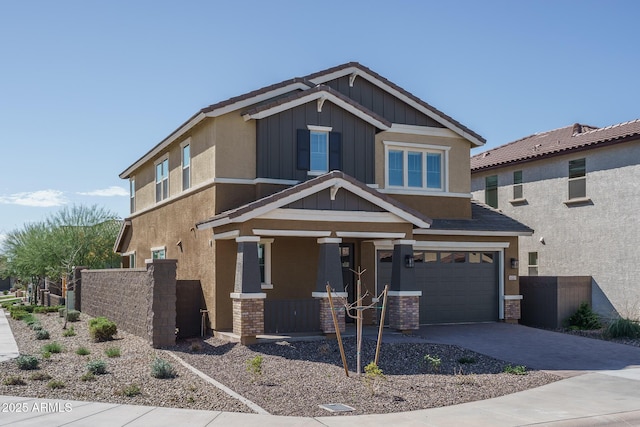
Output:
[
  {"left": 405, "top": 254, "right": 415, "bottom": 268},
  {"left": 511, "top": 258, "right": 519, "bottom": 269}
]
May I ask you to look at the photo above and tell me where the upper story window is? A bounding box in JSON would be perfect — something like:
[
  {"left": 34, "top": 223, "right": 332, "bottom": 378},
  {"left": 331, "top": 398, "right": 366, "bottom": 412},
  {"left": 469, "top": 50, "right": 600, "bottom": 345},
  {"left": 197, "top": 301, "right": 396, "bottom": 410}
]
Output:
[
  {"left": 151, "top": 247, "right": 166, "bottom": 260},
  {"left": 384, "top": 142, "right": 446, "bottom": 191},
  {"left": 182, "top": 142, "right": 191, "bottom": 191},
  {"left": 513, "top": 170, "right": 523, "bottom": 199},
  {"left": 485, "top": 175, "right": 498, "bottom": 208},
  {"left": 129, "top": 178, "right": 135, "bottom": 213},
  {"left": 568, "top": 158, "right": 586, "bottom": 199},
  {"left": 297, "top": 126, "right": 341, "bottom": 175},
  {"left": 155, "top": 157, "right": 169, "bottom": 202},
  {"left": 528, "top": 251, "right": 538, "bottom": 276}
]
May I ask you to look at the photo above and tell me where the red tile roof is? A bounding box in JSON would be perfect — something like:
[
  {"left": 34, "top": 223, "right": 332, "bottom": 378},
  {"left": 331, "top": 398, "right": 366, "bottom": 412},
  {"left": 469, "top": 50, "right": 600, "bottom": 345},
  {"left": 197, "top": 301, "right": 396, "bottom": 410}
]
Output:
[{"left": 471, "top": 119, "right": 640, "bottom": 171}]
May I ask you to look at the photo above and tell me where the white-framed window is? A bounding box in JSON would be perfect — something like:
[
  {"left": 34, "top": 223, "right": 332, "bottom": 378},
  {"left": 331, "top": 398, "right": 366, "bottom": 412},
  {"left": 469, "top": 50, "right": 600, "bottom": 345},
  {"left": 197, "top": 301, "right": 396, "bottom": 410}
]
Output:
[
  {"left": 384, "top": 142, "right": 447, "bottom": 191},
  {"left": 308, "top": 125, "right": 331, "bottom": 174},
  {"left": 151, "top": 247, "right": 166, "bottom": 260},
  {"left": 181, "top": 141, "right": 191, "bottom": 191},
  {"left": 123, "top": 251, "right": 136, "bottom": 268},
  {"left": 258, "top": 239, "right": 274, "bottom": 289},
  {"left": 528, "top": 252, "right": 538, "bottom": 276},
  {"left": 155, "top": 157, "right": 169, "bottom": 202},
  {"left": 568, "top": 158, "right": 586, "bottom": 199},
  {"left": 485, "top": 175, "right": 498, "bottom": 208},
  {"left": 129, "top": 178, "right": 135, "bottom": 213},
  {"left": 513, "top": 170, "right": 523, "bottom": 200}
]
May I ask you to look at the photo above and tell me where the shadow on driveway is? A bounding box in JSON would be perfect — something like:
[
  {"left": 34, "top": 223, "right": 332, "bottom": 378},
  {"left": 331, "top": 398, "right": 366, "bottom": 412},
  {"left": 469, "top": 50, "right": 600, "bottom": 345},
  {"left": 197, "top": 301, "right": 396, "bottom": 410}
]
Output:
[{"left": 415, "top": 323, "right": 640, "bottom": 374}]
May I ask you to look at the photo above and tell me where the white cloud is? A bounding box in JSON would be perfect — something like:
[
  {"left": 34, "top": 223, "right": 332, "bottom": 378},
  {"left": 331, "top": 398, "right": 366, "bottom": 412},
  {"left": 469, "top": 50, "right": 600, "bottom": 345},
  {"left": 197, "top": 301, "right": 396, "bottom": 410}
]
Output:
[
  {"left": 0, "top": 190, "right": 68, "bottom": 207},
  {"left": 78, "top": 186, "right": 128, "bottom": 197}
]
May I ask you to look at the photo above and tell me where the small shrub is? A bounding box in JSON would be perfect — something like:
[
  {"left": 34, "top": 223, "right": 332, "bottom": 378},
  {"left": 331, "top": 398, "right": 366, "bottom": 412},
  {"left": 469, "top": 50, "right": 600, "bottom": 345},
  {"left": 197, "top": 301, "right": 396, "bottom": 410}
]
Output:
[
  {"left": 33, "top": 306, "right": 48, "bottom": 314},
  {"left": 246, "top": 355, "right": 263, "bottom": 378},
  {"left": 2, "top": 290, "right": 7, "bottom": 295},
  {"left": 105, "top": 347, "right": 121, "bottom": 358},
  {"left": 16, "top": 355, "right": 39, "bottom": 370},
  {"left": 150, "top": 357, "right": 176, "bottom": 379},
  {"left": 80, "top": 372, "right": 96, "bottom": 382},
  {"left": 29, "top": 372, "right": 52, "bottom": 381},
  {"left": 88, "top": 317, "right": 117, "bottom": 342},
  {"left": 504, "top": 364, "right": 527, "bottom": 375},
  {"left": 31, "top": 323, "right": 43, "bottom": 331},
  {"left": 3, "top": 376, "right": 26, "bottom": 386},
  {"left": 606, "top": 317, "right": 640, "bottom": 339},
  {"left": 42, "top": 342, "right": 63, "bottom": 354},
  {"left": 24, "top": 315, "right": 38, "bottom": 326},
  {"left": 566, "top": 302, "right": 601, "bottom": 330},
  {"left": 59, "top": 308, "right": 66, "bottom": 318},
  {"left": 47, "top": 379, "right": 65, "bottom": 389},
  {"left": 63, "top": 326, "right": 76, "bottom": 337},
  {"left": 76, "top": 347, "right": 90, "bottom": 356},
  {"left": 11, "top": 310, "right": 28, "bottom": 320},
  {"left": 423, "top": 354, "right": 442, "bottom": 372},
  {"left": 457, "top": 356, "right": 477, "bottom": 364},
  {"left": 119, "top": 383, "right": 141, "bottom": 397},
  {"left": 363, "top": 361, "right": 386, "bottom": 395},
  {"left": 86, "top": 359, "right": 107, "bottom": 375},
  {"left": 35, "top": 329, "right": 50, "bottom": 340},
  {"left": 42, "top": 351, "right": 51, "bottom": 359},
  {"left": 66, "top": 310, "right": 81, "bottom": 322}
]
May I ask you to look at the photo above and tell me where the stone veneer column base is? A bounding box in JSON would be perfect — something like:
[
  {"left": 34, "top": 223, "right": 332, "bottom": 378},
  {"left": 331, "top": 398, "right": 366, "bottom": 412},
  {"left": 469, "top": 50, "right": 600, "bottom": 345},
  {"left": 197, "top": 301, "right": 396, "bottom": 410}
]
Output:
[
  {"left": 313, "top": 292, "right": 347, "bottom": 334},
  {"left": 231, "top": 293, "right": 266, "bottom": 344},
  {"left": 504, "top": 297, "right": 522, "bottom": 324},
  {"left": 388, "top": 291, "right": 421, "bottom": 332}
]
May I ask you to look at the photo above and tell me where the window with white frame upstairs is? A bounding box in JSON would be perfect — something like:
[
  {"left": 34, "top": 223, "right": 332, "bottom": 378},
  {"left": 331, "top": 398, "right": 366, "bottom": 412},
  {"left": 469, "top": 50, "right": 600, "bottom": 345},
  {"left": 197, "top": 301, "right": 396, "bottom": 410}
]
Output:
[
  {"left": 568, "top": 158, "right": 586, "bottom": 199},
  {"left": 385, "top": 143, "right": 445, "bottom": 191},
  {"left": 182, "top": 142, "right": 191, "bottom": 191},
  {"left": 155, "top": 157, "right": 169, "bottom": 202}
]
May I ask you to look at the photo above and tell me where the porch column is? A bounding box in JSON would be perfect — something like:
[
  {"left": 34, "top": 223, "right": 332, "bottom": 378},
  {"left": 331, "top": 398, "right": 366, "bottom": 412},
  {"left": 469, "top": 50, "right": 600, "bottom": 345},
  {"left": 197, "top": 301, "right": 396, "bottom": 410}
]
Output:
[
  {"left": 312, "top": 237, "right": 347, "bottom": 335},
  {"left": 388, "top": 239, "right": 421, "bottom": 332},
  {"left": 230, "top": 236, "right": 266, "bottom": 345}
]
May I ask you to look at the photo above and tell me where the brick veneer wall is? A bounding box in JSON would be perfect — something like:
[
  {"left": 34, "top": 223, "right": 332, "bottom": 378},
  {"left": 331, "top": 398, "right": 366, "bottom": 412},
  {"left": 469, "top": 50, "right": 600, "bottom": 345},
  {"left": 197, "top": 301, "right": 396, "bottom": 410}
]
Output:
[
  {"left": 232, "top": 298, "right": 264, "bottom": 341},
  {"left": 318, "top": 298, "right": 345, "bottom": 334},
  {"left": 504, "top": 299, "right": 521, "bottom": 323},
  {"left": 388, "top": 295, "right": 420, "bottom": 331},
  {"left": 79, "top": 259, "right": 177, "bottom": 348}
]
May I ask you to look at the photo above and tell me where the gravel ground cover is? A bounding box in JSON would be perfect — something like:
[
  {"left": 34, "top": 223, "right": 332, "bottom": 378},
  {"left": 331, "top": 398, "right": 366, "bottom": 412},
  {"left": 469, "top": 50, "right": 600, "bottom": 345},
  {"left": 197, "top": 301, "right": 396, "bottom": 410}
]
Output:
[{"left": 1, "top": 310, "right": 560, "bottom": 417}]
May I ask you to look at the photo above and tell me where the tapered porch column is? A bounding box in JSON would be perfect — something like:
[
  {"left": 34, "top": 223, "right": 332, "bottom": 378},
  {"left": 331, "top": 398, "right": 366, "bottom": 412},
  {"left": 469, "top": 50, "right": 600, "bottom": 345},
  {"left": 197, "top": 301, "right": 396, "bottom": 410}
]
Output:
[
  {"left": 230, "top": 236, "right": 266, "bottom": 344},
  {"left": 312, "top": 237, "right": 347, "bottom": 334},
  {"left": 388, "top": 239, "right": 421, "bottom": 332}
]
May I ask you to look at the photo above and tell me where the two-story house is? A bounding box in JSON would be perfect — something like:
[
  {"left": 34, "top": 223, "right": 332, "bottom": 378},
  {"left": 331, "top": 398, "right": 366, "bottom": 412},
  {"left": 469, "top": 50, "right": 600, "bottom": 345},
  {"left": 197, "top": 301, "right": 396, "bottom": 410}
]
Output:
[
  {"left": 470, "top": 120, "right": 640, "bottom": 320},
  {"left": 115, "top": 62, "right": 532, "bottom": 343}
]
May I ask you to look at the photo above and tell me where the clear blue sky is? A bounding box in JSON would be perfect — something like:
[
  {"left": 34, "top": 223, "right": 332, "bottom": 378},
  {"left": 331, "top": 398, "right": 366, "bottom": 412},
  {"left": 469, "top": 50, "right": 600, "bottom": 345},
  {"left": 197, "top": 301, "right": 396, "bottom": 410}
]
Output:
[{"left": 1, "top": 0, "right": 639, "bottom": 240}]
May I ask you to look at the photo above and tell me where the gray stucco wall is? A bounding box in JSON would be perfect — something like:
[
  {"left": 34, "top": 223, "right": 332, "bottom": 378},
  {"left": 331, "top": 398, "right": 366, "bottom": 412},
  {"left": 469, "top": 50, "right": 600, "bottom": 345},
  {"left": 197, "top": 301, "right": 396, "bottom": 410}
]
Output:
[{"left": 471, "top": 140, "right": 640, "bottom": 319}]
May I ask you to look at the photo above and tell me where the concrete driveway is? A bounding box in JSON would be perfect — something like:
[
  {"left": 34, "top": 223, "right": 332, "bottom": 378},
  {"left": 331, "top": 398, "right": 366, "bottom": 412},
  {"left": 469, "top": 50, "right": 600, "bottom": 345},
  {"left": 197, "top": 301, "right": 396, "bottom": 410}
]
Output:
[{"left": 415, "top": 322, "right": 640, "bottom": 375}]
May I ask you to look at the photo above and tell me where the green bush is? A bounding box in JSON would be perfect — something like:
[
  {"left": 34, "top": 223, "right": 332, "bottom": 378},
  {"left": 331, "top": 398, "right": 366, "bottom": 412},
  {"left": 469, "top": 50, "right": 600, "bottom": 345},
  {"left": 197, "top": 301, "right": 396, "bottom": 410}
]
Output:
[
  {"left": 33, "top": 306, "right": 48, "bottom": 314},
  {"left": 47, "top": 379, "right": 65, "bottom": 389},
  {"left": 606, "top": 317, "right": 640, "bottom": 339},
  {"left": 105, "top": 347, "right": 121, "bottom": 358},
  {"left": 119, "top": 383, "right": 142, "bottom": 397},
  {"left": 457, "top": 356, "right": 477, "bottom": 364},
  {"left": 2, "top": 290, "right": 7, "bottom": 295},
  {"left": 89, "top": 317, "right": 117, "bottom": 342},
  {"left": 16, "top": 355, "right": 39, "bottom": 370},
  {"left": 23, "top": 314, "right": 37, "bottom": 326},
  {"left": 86, "top": 359, "right": 107, "bottom": 375},
  {"left": 31, "top": 323, "right": 43, "bottom": 331},
  {"left": 3, "top": 376, "right": 26, "bottom": 386},
  {"left": 504, "top": 364, "right": 527, "bottom": 375},
  {"left": 246, "top": 355, "right": 263, "bottom": 377},
  {"left": 566, "top": 302, "right": 601, "bottom": 330},
  {"left": 63, "top": 326, "right": 76, "bottom": 337},
  {"left": 76, "top": 347, "right": 90, "bottom": 356},
  {"left": 11, "top": 310, "right": 28, "bottom": 320},
  {"left": 42, "top": 342, "right": 63, "bottom": 354},
  {"left": 80, "top": 372, "right": 95, "bottom": 382},
  {"left": 59, "top": 308, "right": 66, "bottom": 318},
  {"left": 29, "top": 372, "right": 52, "bottom": 381},
  {"left": 150, "top": 357, "right": 176, "bottom": 379},
  {"left": 423, "top": 354, "right": 442, "bottom": 372},
  {"left": 66, "top": 310, "right": 81, "bottom": 322},
  {"left": 35, "top": 329, "right": 50, "bottom": 340}
]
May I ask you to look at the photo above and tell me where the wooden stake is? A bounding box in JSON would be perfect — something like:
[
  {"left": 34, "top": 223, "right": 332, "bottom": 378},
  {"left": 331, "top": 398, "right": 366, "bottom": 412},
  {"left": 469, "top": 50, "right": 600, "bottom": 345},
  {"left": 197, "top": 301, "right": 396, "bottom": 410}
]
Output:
[
  {"left": 326, "top": 284, "right": 349, "bottom": 377},
  {"left": 374, "top": 285, "right": 389, "bottom": 366}
]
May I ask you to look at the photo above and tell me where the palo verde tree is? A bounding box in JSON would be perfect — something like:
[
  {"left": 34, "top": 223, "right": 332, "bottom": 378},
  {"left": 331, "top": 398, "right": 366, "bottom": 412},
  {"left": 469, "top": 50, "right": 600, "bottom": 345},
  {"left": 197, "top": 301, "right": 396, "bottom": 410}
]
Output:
[{"left": 0, "top": 204, "right": 122, "bottom": 285}]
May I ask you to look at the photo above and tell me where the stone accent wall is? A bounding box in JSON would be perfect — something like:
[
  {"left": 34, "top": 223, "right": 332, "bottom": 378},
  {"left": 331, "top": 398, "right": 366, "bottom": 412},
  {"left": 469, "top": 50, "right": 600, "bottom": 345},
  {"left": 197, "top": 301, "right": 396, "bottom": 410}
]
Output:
[
  {"left": 504, "top": 299, "right": 521, "bottom": 323},
  {"left": 318, "top": 297, "right": 345, "bottom": 334},
  {"left": 80, "top": 260, "right": 177, "bottom": 348},
  {"left": 232, "top": 298, "right": 264, "bottom": 343},
  {"left": 388, "top": 295, "right": 420, "bottom": 331}
]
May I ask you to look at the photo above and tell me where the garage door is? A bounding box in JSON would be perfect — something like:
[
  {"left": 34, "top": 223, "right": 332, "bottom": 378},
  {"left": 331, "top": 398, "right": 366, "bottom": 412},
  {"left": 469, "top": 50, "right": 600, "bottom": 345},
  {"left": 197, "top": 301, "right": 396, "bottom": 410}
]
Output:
[{"left": 377, "top": 250, "right": 498, "bottom": 324}]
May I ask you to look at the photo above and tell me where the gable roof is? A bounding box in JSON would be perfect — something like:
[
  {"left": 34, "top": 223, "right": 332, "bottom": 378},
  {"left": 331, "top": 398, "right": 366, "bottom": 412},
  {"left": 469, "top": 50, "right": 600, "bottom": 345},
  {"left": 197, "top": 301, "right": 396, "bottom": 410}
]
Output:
[
  {"left": 120, "top": 62, "right": 484, "bottom": 179},
  {"left": 242, "top": 84, "right": 392, "bottom": 130},
  {"left": 471, "top": 119, "right": 640, "bottom": 172},
  {"left": 196, "top": 171, "right": 433, "bottom": 231}
]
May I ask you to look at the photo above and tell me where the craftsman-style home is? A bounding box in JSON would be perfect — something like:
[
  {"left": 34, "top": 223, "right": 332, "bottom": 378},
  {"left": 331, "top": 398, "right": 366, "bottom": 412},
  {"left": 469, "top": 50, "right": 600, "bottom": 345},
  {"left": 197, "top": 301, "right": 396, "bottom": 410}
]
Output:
[{"left": 115, "top": 62, "right": 531, "bottom": 343}]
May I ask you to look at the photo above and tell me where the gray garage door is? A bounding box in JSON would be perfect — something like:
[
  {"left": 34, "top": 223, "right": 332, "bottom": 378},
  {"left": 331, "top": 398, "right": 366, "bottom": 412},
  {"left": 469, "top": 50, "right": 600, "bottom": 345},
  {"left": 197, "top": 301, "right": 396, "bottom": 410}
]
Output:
[{"left": 378, "top": 250, "right": 498, "bottom": 324}]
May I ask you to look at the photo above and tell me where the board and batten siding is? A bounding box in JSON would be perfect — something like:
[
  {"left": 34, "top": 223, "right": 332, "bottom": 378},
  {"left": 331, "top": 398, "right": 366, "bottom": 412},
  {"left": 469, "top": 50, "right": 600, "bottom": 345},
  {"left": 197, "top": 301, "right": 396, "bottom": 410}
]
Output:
[{"left": 256, "top": 101, "right": 376, "bottom": 183}]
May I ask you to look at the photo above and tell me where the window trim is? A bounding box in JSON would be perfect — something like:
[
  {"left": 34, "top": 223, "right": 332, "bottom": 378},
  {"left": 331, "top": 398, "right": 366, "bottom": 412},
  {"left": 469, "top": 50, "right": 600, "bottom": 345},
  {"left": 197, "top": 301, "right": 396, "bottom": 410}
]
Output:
[
  {"left": 383, "top": 141, "right": 449, "bottom": 192},
  {"left": 485, "top": 175, "right": 498, "bottom": 208},
  {"left": 307, "top": 125, "right": 332, "bottom": 175},
  {"left": 151, "top": 246, "right": 166, "bottom": 260},
  {"left": 259, "top": 238, "right": 274, "bottom": 290},
  {"left": 181, "top": 139, "right": 191, "bottom": 191},
  {"left": 528, "top": 251, "right": 538, "bottom": 276},
  {"left": 123, "top": 251, "right": 136, "bottom": 268},
  {"left": 509, "top": 170, "right": 527, "bottom": 205},
  {"left": 567, "top": 157, "right": 587, "bottom": 200},
  {"left": 154, "top": 155, "right": 169, "bottom": 203},
  {"left": 129, "top": 177, "right": 135, "bottom": 213}
]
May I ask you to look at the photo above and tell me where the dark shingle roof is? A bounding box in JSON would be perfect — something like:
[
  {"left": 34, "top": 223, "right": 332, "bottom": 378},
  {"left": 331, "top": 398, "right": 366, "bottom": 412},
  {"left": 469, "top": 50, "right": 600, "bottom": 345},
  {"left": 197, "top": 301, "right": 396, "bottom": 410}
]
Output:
[
  {"left": 429, "top": 200, "right": 533, "bottom": 234},
  {"left": 471, "top": 119, "right": 640, "bottom": 171}
]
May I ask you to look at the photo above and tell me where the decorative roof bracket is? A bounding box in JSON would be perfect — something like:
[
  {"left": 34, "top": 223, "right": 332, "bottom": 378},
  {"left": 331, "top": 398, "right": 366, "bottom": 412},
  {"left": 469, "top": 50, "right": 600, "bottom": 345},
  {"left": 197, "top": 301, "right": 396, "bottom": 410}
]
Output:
[
  {"left": 349, "top": 72, "right": 358, "bottom": 87},
  {"left": 317, "top": 95, "right": 327, "bottom": 113}
]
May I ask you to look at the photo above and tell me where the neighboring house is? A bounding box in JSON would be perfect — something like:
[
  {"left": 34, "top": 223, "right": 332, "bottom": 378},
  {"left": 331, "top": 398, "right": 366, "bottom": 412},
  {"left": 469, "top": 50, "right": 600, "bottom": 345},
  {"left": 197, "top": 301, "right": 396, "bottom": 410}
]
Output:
[
  {"left": 115, "top": 62, "right": 531, "bottom": 342},
  {"left": 471, "top": 120, "right": 640, "bottom": 320}
]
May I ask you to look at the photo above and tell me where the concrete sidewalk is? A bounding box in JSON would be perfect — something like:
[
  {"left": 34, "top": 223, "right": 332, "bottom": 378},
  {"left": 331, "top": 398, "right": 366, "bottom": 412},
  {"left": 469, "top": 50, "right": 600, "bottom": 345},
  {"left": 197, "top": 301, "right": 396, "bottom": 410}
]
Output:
[
  {"left": 0, "top": 309, "right": 19, "bottom": 362},
  {"left": 2, "top": 368, "right": 640, "bottom": 426}
]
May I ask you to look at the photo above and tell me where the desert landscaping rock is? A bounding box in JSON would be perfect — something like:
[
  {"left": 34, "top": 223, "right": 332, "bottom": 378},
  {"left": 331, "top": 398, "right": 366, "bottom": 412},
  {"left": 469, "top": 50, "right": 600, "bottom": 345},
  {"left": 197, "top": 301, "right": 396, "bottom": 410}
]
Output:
[{"left": 2, "top": 311, "right": 560, "bottom": 417}]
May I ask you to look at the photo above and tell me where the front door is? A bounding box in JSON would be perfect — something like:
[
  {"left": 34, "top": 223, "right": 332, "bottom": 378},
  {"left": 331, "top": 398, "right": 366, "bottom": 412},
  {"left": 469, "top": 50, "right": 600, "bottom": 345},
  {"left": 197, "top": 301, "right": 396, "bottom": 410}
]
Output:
[{"left": 340, "top": 243, "right": 355, "bottom": 323}]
